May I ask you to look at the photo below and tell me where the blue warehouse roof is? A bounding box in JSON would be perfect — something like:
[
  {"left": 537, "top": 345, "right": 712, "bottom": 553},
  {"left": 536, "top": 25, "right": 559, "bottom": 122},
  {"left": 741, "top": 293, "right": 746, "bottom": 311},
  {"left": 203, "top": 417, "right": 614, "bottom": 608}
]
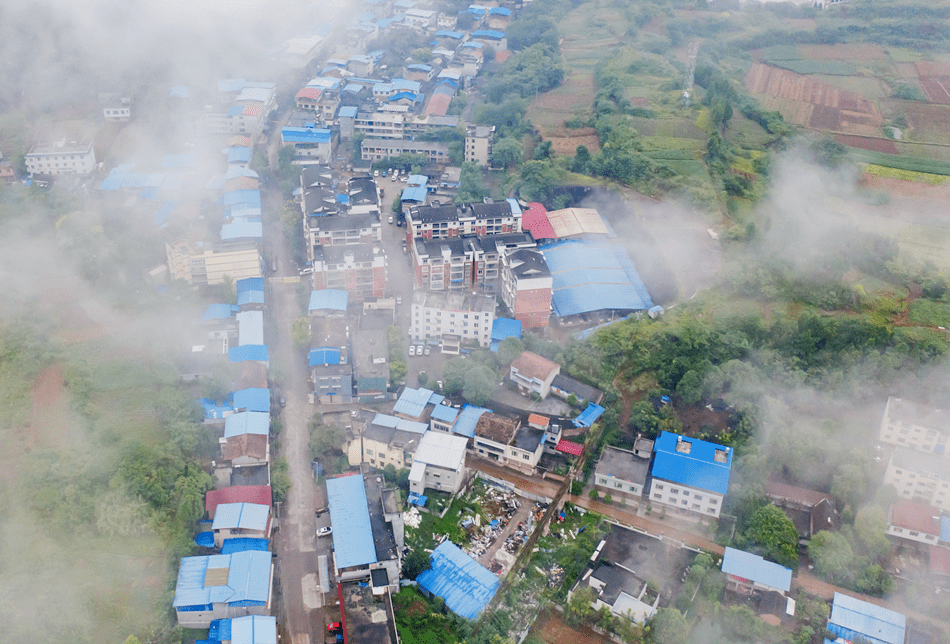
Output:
[
  {"left": 326, "top": 475, "right": 377, "bottom": 568},
  {"left": 230, "top": 615, "right": 277, "bottom": 644},
  {"left": 393, "top": 387, "right": 443, "bottom": 418},
  {"left": 417, "top": 541, "right": 499, "bottom": 620},
  {"left": 221, "top": 538, "right": 270, "bottom": 554},
  {"left": 173, "top": 550, "right": 272, "bottom": 609},
  {"left": 202, "top": 303, "right": 239, "bottom": 321},
  {"left": 490, "top": 318, "right": 522, "bottom": 351},
  {"left": 212, "top": 503, "right": 270, "bottom": 532},
  {"left": 225, "top": 411, "right": 270, "bottom": 438},
  {"left": 233, "top": 388, "right": 270, "bottom": 413},
  {"left": 237, "top": 311, "right": 264, "bottom": 346},
  {"left": 309, "top": 347, "right": 342, "bottom": 366},
  {"left": 651, "top": 431, "right": 732, "bottom": 495},
  {"left": 309, "top": 289, "right": 349, "bottom": 312},
  {"left": 372, "top": 413, "right": 429, "bottom": 434},
  {"left": 721, "top": 547, "right": 791, "bottom": 592},
  {"left": 237, "top": 277, "right": 265, "bottom": 306},
  {"left": 229, "top": 345, "right": 269, "bottom": 363},
  {"left": 828, "top": 592, "right": 905, "bottom": 644},
  {"left": 282, "top": 127, "right": 332, "bottom": 144},
  {"left": 430, "top": 404, "right": 459, "bottom": 423},
  {"left": 473, "top": 29, "right": 505, "bottom": 39},
  {"left": 489, "top": 6, "right": 511, "bottom": 15},
  {"left": 451, "top": 405, "right": 489, "bottom": 438}
]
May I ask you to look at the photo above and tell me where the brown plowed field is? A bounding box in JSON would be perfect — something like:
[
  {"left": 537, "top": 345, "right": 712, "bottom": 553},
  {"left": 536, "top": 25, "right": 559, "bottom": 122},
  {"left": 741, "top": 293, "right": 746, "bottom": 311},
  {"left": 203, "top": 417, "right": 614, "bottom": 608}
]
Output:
[
  {"left": 920, "top": 78, "right": 950, "bottom": 105},
  {"left": 529, "top": 611, "right": 613, "bottom": 644},
  {"left": 746, "top": 63, "right": 883, "bottom": 131},
  {"left": 834, "top": 133, "right": 898, "bottom": 154},
  {"left": 861, "top": 173, "right": 950, "bottom": 200}
]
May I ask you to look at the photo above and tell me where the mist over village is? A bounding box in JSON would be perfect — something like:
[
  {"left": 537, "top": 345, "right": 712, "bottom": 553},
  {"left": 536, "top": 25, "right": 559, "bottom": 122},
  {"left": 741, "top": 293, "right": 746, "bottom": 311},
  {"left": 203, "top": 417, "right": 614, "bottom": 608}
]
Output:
[{"left": 1, "top": 0, "right": 949, "bottom": 643}]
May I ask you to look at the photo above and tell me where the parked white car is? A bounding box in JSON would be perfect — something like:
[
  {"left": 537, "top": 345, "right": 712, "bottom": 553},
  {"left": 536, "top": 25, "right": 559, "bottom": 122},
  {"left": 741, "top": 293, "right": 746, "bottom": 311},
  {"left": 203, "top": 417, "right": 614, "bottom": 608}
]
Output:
[{"left": 409, "top": 345, "right": 416, "bottom": 356}]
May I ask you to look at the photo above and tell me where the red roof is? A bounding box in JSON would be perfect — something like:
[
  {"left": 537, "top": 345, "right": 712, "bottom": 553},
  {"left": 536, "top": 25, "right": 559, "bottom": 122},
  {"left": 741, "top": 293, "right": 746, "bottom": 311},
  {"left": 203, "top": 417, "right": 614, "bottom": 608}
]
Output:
[
  {"left": 296, "top": 87, "right": 323, "bottom": 100},
  {"left": 931, "top": 545, "right": 950, "bottom": 576},
  {"left": 528, "top": 413, "right": 549, "bottom": 427},
  {"left": 556, "top": 439, "right": 583, "bottom": 456},
  {"left": 495, "top": 50, "right": 511, "bottom": 63},
  {"left": 242, "top": 104, "right": 263, "bottom": 117},
  {"left": 229, "top": 135, "right": 252, "bottom": 147},
  {"left": 206, "top": 485, "right": 272, "bottom": 517},
  {"left": 890, "top": 500, "right": 942, "bottom": 535},
  {"left": 521, "top": 202, "right": 555, "bottom": 239},
  {"left": 511, "top": 350, "right": 559, "bottom": 382},
  {"left": 425, "top": 93, "right": 452, "bottom": 116}
]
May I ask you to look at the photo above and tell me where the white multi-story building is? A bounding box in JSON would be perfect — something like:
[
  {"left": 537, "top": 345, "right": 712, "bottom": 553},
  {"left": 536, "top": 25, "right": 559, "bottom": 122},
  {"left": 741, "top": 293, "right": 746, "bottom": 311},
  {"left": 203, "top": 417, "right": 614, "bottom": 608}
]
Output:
[
  {"left": 885, "top": 447, "right": 950, "bottom": 511},
  {"left": 886, "top": 500, "right": 943, "bottom": 546},
  {"left": 410, "top": 291, "right": 495, "bottom": 348},
  {"left": 25, "top": 140, "right": 96, "bottom": 176},
  {"left": 594, "top": 442, "right": 653, "bottom": 504},
  {"left": 647, "top": 431, "right": 733, "bottom": 520},
  {"left": 408, "top": 430, "right": 468, "bottom": 495},
  {"left": 879, "top": 396, "right": 950, "bottom": 455},
  {"left": 465, "top": 124, "right": 494, "bottom": 166}
]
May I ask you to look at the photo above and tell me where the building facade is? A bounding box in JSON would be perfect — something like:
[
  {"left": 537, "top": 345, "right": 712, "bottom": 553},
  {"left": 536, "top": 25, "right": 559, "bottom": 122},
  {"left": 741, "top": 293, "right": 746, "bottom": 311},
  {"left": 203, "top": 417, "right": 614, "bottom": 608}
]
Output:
[
  {"left": 464, "top": 124, "right": 495, "bottom": 166},
  {"left": 25, "top": 140, "right": 96, "bottom": 175},
  {"left": 500, "top": 248, "right": 552, "bottom": 328},
  {"left": 361, "top": 138, "right": 449, "bottom": 163},
  {"left": 509, "top": 351, "right": 560, "bottom": 399},
  {"left": 647, "top": 431, "right": 733, "bottom": 520},
  {"left": 406, "top": 201, "right": 522, "bottom": 241},
  {"left": 594, "top": 445, "right": 652, "bottom": 504},
  {"left": 879, "top": 396, "right": 950, "bottom": 455},
  {"left": 311, "top": 244, "right": 386, "bottom": 299},
  {"left": 884, "top": 447, "right": 950, "bottom": 511},
  {"left": 410, "top": 291, "right": 495, "bottom": 347},
  {"left": 166, "top": 239, "right": 262, "bottom": 286}
]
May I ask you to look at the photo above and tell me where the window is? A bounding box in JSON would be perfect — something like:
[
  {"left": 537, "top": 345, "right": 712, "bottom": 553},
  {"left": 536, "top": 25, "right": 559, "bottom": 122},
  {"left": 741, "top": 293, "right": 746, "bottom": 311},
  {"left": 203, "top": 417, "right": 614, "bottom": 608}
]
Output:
[
  {"left": 614, "top": 482, "right": 623, "bottom": 489},
  {"left": 523, "top": 454, "right": 530, "bottom": 460},
  {"left": 655, "top": 484, "right": 663, "bottom": 491},
  {"left": 682, "top": 491, "right": 690, "bottom": 497},
  {"left": 710, "top": 498, "right": 718, "bottom": 505},
  {"left": 653, "top": 493, "right": 662, "bottom": 500},
  {"left": 695, "top": 495, "right": 703, "bottom": 501},
  {"left": 671, "top": 488, "right": 679, "bottom": 495},
  {"left": 681, "top": 500, "right": 688, "bottom": 506},
  {"left": 692, "top": 503, "right": 701, "bottom": 510},
  {"left": 910, "top": 531, "right": 919, "bottom": 536}
]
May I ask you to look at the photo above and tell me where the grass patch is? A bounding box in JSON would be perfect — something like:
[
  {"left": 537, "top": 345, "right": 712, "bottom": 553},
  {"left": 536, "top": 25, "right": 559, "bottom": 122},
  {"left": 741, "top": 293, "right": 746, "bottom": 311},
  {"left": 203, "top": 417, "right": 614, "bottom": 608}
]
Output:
[
  {"left": 909, "top": 299, "right": 950, "bottom": 327},
  {"left": 898, "top": 224, "right": 950, "bottom": 271},
  {"left": 861, "top": 163, "right": 948, "bottom": 185}
]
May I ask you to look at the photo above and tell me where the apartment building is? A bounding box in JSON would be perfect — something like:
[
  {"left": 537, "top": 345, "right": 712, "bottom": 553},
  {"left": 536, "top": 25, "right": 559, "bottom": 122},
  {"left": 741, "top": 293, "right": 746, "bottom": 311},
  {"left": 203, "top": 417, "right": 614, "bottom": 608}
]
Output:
[
  {"left": 295, "top": 87, "right": 340, "bottom": 119},
  {"left": 464, "top": 124, "right": 495, "bottom": 166},
  {"left": 886, "top": 500, "right": 944, "bottom": 547},
  {"left": 361, "top": 139, "right": 449, "bottom": 163},
  {"left": 166, "top": 239, "right": 262, "bottom": 286},
  {"left": 647, "top": 431, "right": 733, "bottom": 520},
  {"left": 354, "top": 111, "right": 406, "bottom": 139},
  {"left": 885, "top": 447, "right": 950, "bottom": 511},
  {"left": 346, "top": 413, "right": 428, "bottom": 469},
  {"left": 411, "top": 233, "right": 534, "bottom": 292},
  {"left": 406, "top": 200, "right": 522, "bottom": 241},
  {"left": 25, "top": 140, "right": 96, "bottom": 176},
  {"left": 879, "top": 396, "right": 950, "bottom": 455},
  {"left": 306, "top": 213, "right": 381, "bottom": 250},
  {"left": 281, "top": 127, "right": 333, "bottom": 163},
  {"left": 500, "top": 247, "right": 553, "bottom": 328},
  {"left": 410, "top": 291, "right": 495, "bottom": 348},
  {"left": 594, "top": 444, "right": 653, "bottom": 505},
  {"left": 311, "top": 244, "right": 386, "bottom": 300},
  {"left": 509, "top": 351, "right": 560, "bottom": 399}
]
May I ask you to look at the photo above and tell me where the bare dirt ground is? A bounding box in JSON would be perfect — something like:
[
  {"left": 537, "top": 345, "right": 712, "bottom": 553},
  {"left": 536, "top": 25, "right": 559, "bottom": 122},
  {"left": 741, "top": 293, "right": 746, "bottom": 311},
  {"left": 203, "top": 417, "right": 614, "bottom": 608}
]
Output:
[
  {"left": 29, "top": 365, "right": 71, "bottom": 450},
  {"left": 860, "top": 174, "right": 950, "bottom": 199},
  {"left": 529, "top": 611, "right": 614, "bottom": 644}
]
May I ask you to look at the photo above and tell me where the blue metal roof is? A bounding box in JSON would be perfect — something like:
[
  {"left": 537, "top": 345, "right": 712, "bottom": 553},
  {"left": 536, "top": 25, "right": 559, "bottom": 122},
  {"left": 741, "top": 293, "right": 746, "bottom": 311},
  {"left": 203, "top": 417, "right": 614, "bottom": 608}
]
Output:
[
  {"left": 326, "top": 475, "right": 377, "bottom": 568},
  {"left": 401, "top": 185, "right": 427, "bottom": 202},
  {"left": 407, "top": 63, "right": 432, "bottom": 71},
  {"left": 573, "top": 403, "right": 605, "bottom": 428},
  {"left": 309, "top": 289, "right": 349, "bottom": 312},
  {"left": 201, "top": 398, "right": 235, "bottom": 419},
  {"left": 417, "top": 541, "right": 499, "bottom": 620},
  {"left": 210, "top": 619, "right": 231, "bottom": 641},
  {"left": 162, "top": 152, "right": 198, "bottom": 168},
  {"left": 430, "top": 404, "right": 459, "bottom": 423},
  {"left": 473, "top": 29, "right": 505, "bottom": 39},
  {"left": 234, "top": 388, "right": 270, "bottom": 413},
  {"left": 490, "top": 318, "right": 522, "bottom": 344},
  {"left": 282, "top": 127, "right": 332, "bottom": 144},
  {"left": 228, "top": 105, "right": 246, "bottom": 117},
  {"left": 505, "top": 198, "right": 522, "bottom": 215},
  {"left": 372, "top": 413, "right": 429, "bottom": 434},
  {"left": 237, "top": 311, "right": 264, "bottom": 346},
  {"left": 213, "top": 503, "right": 270, "bottom": 531},
  {"left": 651, "top": 431, "right": 732, "bottom": 495},
  {"left": 393, "top": 387, "right": 443, "bottom": 418},
  {"left": 221, "top": 538, "right": 270, "bottom": 554},
  {"left": 230, "top": 615, "right": 276, "bottom": 644},
  {"left": 721, "top": 547, "right": 792, "bottom": 592},
  {"left": 202, "top": 303, "right": 239, "bottom": 321},
  {"left": 140, "top": 186, "right": 159, "bottom": 200},
  {"left": 942, "top": 516, "right": 950, "bottom": 543},
  {"left": 195, "top": 531, "right": 215, "bottom": 547},
  {"left": 222, "top": 189, "right": 261, "bottom": 206},
  {"left": 237, "top": 87, "right": 272, "bottom": 103},
  {"left": 388, "top": 91, "right": 419, "bottom": 103},
  {"left": 227, "top": 165, "right": 260, "bottom": 179},
  {"left": 490, "top": 6, "right": 511, "bottom": 15},
  {"left": 338, "top": 105, "right": 358, "bottom": 118},
  {"left": 309, "top": 347, "right": 342, "bottom": 366},
  {"left": 173, "top": 551, "right": 271, "bottom": 608},
  {"left": 219, "top": 78, "right": 247, "bottom": 93},
  {"left": 462, "top": 41, "right": 484, "bottom": 49},
  {"left": 435, "top": 29, "right": 464, "bottom": 39},
  {"left": 237, "top": 277, "right": 265, "bottom": 305},
  {"left": 221, "top": 221, "right": 263, "bottom": 240},
  {"left": 225, "top": 411, "right": 270, "bottom": 438},
  {"left": 229, "top": 344, "right": 269, "bottom": 363},
  {"left": 541, "top": 240, "right": 653, "bottom": 317},
  {"left": 828, "top": 593, "right": 905, "bottom": 644},
  {"left": 452, "top": 405, "right": 489, "bottom": 438},
  {"left": 228, "top": 147, "right": 251, "bottom": 163}
]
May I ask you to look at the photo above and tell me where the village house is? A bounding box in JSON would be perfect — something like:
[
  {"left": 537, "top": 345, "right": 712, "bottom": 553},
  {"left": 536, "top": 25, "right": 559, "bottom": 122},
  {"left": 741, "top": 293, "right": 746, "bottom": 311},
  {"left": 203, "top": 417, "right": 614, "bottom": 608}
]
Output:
[
  {"left": 471, "top": 412, "right": 545, "bottom": 474},
  {"left": 509, "top": 351, "right": 560, "bottom": 399},
  {"left": 647, "top": 431, "right": 733, "bottom": 520}
]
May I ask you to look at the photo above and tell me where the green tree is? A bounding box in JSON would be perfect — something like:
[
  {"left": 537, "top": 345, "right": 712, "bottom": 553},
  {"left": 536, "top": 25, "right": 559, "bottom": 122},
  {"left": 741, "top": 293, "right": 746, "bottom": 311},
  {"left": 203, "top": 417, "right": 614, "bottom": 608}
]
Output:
[
  {"left": 292, "top": 317, "right": 310, "bottom": 350},
  {"left": 808, "top": 530, "right": 854, "bottom": 583},
  {"left": 412, "top": 47, "right": 433, "bottom": 62},
  {"left": 309, "top": 421, "right": 345, "bottom": 460},
  {"left": 403, "top": 549, "right": 432, "bottom": 580},
  {"left": 490, "top": 137, "right": 523, "bottom": 169},
  {"left": 278, "top": 145, "right": 297, "bottom": 175},
  {"left": 746, "top": 504, "right": 799, "bottom": 568},
  {"left": 390, "top": 359, "right": 407, "bottom": 388},
  {"left": 572, "top": 145, "right": 591, "bottom": 174},
  {"left": 518, "top": 160, "right": 558, "bottom": 203},
  {"left": 455, "top": 162, "right": 488, "bottom": 203},
  {"left": 645, "top": 608, "right": 689, "bottom": 644},
  {"left": 271, "top": 458, "right": 291, "bottom": 503},
  {"left": 463, "top": 365, "right": 497, "bottom": 406},
  {"left": 853, "top": 506, "right": 890, "bottom": 562},
  {"left": 565, "top": 586, "right": 597, "bottom": 626},
  {"left": 442, "top": 358, "right": 470, "bottom": 396},
  {"left": 496, "top": 337, "right": 525, "bottom": 365},
  {"left": 483, "top": 45, "right": 496, "bottom": 62}
]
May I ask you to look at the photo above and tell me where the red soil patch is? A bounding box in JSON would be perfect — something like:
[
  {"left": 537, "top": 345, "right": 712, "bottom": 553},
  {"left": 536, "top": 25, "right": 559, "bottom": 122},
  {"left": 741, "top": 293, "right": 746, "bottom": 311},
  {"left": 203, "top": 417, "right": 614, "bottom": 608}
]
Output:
[
  {"left": 29, "top": 365, "right": 71, "bottom": 450},
  {"left": 860, "top": 173, "right": 950, "bottom": 200},
  {"left": 834, "top": 133, "right": 898, "bottom": 154},
  {"left": 529, "top": 611, "right": 613, "bottom": 644},
  {"left": 903, "top": 102, "right": 950, "bottom": 134},
  {"left": 548, "top": 133, "right": 600, "bottom": 155},
  {"left": 915, "top": 61, "right": 950, "bottom": 78},
  {"left": 919, "top": 78, "right": 950, "bottom": 105}
]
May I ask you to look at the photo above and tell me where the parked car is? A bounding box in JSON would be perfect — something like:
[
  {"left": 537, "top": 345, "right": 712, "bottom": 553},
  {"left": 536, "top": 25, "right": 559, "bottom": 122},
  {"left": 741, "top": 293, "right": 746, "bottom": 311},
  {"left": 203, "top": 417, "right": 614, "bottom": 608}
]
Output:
[
  {"left": 317, "top": 526, "right": 332, "bottom": 537},
  {"left": 391, "top": 173, "right": 397, "bottom": 182},
  {"left": 388, "top": 215, "right": 394, "bottom": 223},
  {"left": 396, "top": 296, "right": 402, "bottom": 305},
  {"left": 437, "top": 380, "right": 443, "bottom": 390},
  {"left": 279, "top": 396, "right": 286, "bottom": 407},
  {"left": 373, "top": 169, "right": 379, "bottom": 177},
  {"left": 381, "top": 170, "right": 387, "bottom": 177},
  {"left": 424, "top": 345, "right": 431, "bottom": 356},
  {"left": 409, "top": 345, "right": 416, "bottom": 356},
  {"left": 327, "top": 622, "right": 343, "bottom": 634},
  {"left": 416, "top": 344, "right": 425, "bottom": 355}
]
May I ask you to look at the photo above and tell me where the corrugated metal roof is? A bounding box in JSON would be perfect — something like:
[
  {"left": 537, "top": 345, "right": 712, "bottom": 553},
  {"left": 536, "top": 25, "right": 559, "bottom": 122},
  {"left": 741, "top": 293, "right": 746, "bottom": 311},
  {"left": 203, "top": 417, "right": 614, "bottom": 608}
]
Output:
[
  {"left": 222, "top": 189, "right": 262, "bottom": 206},
  {"left": 237, "top": 87, "right": 272, "bottom": 103},
  {"left": 309, "top": 347, "right": 342, "bottom": 366},
  {"left": 573, "top": 403, "right": 605, "bottom": 428},
  {"left": 210, "top": 618, "right": 232, "bottom": 641},
  {"left": 338, "top": 105, "right": 358, "bottom": 118},
  {"left": 162, "top": 152, "right": 198, "bottom": 168},
  {"left": 206, "top": 486, "right": 271, "bottom": 515},
  {"left": 221, "top": 538, "right": 270, "bottom": 554},
  {"left": 233, "top": 388, "right": 270, "bottom": 413},
  {"left": 417, "top": 541, "right": 499, "bottom": 620},
  {"left": 173, "top": 551, "right": 271, "bottom": 608},
  {"left": 473, "top": 29, "right": 505, "bottom": 39},
  {"left": 237, "top": 311, "right": 264, "bottom": 346},
  {"left": 721, "top": 547, "right": 792, "bottom": 592},
  {"left": 408, "top": 459, "right": 427, "bottom": 483},
  {"left": 462, "top": 41, "right": 483, "bottom": 48},
  {"left": 828, "top": 592, "right": 905, "bottom": 644},
  {"left": 212, "top": 503, "right": 270, "bottom": 531},
  {"left": 221, "top": 221, "right": 263, "bottom": 240},
  {"left": 202, "top": 303, "right": 239, "bottom": 321},
  {"left": 489, "top": 6, "right": 511, "bottom": 15},
  {"left": 651, "top": 431, "right": 732, "bottom": 495},
  {"left": 237, "top": 277, "right": 265, "bottom": 305},
  {"left": 282, "top": 127, "right": 332, "bottom": 144},
  {"left": 556, "top": 440, "right": 583, "bottom": 456},
  {"left": 435, "top": 30, "right": 464, "bottom": 39},
  {"left": 372, "top": 413, "right": 428, "bottom": 434},
  {"left": 309, "top": 289, "right": 349, "bottom": 312},
  {"left": 430, "top": 405, "right": 459, "bottom": 423},
  {"left": 326, "top": 475, "right": 377, "bottom": 568},
  {"left": 425, "top": 93, "right": 452, "bottom": 116},
  {"left": 228, "top": 147, "right": 251, "bottom": 163},
  {"left": 229, "top": 345, "right": 269, "bottom": 363},
  {"left": 414, "top": 431, "right": 468, "bottom": 470},
  {"left": 452, "top": 405, "right": 489, "bottom": 438},
  {"left": 942, "top": 516, "right": 950, "bottom": 543},
  {"left": 230, "top": 615, "right": 277, "bottom": 644},
  {"left": 393, "top": 386, "right": 443, "bottom": 418},
  {"left": 219, "top": 78, "right": 247, "bottom": 93},
  {"left": 228, "top": 105, "right": 246, "bottom": 116},
  {"left": 225, "top": 411, "right": 270, "bottom": 438},
  {"left": 490, "top": 318, "right": 522, "bottom": 344}
]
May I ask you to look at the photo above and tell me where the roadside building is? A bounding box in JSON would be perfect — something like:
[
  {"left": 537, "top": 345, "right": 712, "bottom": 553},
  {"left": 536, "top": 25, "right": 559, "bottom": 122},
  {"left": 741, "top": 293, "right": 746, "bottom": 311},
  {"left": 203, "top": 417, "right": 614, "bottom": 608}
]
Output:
[
  {"left": 346, "top": 412, "right": 427, "bottom": 468},
  {"left": 26, "top": 140, "right": 96, "bottom": 176},
  {"left": 410, "top": 291, "right": 495, "bottom": 348},
  {"left": 647, "top": 431, "right": 733, "bottom": 520},
  {"left": 166, "top": 239, "right": 262, "bottom": 286},
  {"left": 361, "top": 138, "right": 450, "bottom": 163},
  {"left": 500, "top": 247, "right": 552, "bottom": 329},
  {"left": 721, "top": 547, "right": 792, "bottom": 596},
  {"left": 549, "top": 373, "right": 604, "bottom": 405},
  {"left": 825, "top": 592, "right": 905, "bottom": 644},
  {"left": 472, "top": 412, "right": 545, "bottom": 474},
  {"left": 281, "top": 126, "right": 334, "bottom": 164},
  {"left": 408, "top": 430, "right": 469, "bottom": 495},
  {"left": 173, "top": 550, "right": 274, "bottom": 627},
  {"left": 509, "top": 351, "right": 560, "bottom": 399},
  {"left": 210, "top": 503, "right": 271, "bottom": 548},
  {"left": 411, "top": 233, "right": 534, "bottom": 293},
  {"left": 417, "top": 541, "right": 499, "bottom": 620},
  {"left": 205, "top": 485, "right": 271, "bottom": 519},
  {"left": 406, "top": 199, "right": 522, "bottom": 240},
  {"left": 886, "top": 500, "right": 943, "bottom": 547},
  {"left": 393, "top": 386, "right": 445, "bottom": 423},
  {"left": 464, "top": 124, "right": 494, "bottom": 166},
  {"left": 594, "top": 445, "right": 652, "bottom": 505},
  {"left": 765, "top": 481, "right": 839, "bottom": 541},
  {"left": 310, "top": 244, "right": 387, "bottom": 300},
  {"left": 305, "top": 212, "right": 382, "bottom": 248}
]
